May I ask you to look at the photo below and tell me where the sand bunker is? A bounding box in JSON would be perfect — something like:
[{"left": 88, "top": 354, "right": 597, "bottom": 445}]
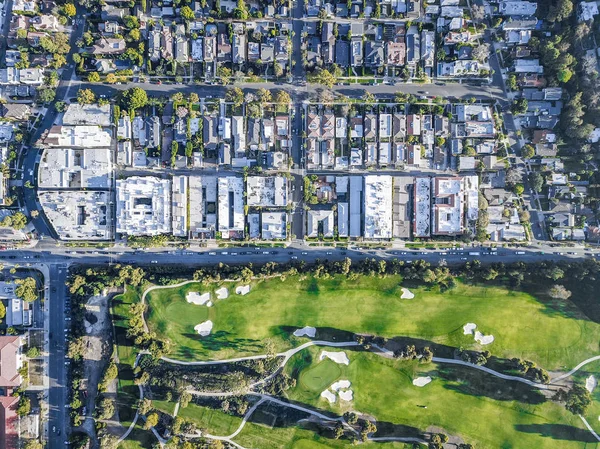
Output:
[
  {"left": 322, "top": 380, "right": 353, "bottom": 403},
  {"left": 236, "top": 285, "right": 251, "bottom": 295},
  {"left": 338, "top": 390, "right": 354, "bottom": 401},
  {"left": 400, "top": 287, "right": 415, "bottom": 299},
  {"left": 321, "top": 390, "right": 336, "bottom": 404},
  {"left": 330, "top": 380, "right": 351, "bottom": 391},
  {"left": 413, "top": 376, "right": 432, "bottom": 387},
  {"left": 586, "top": 375, "right": 597, "bottom": 393},
  {"left": 293, "top": 326, "right": 316, "bottom": 338},
  {"left": 474, "top": 331, "right": 494, "bottom": 345},
  {"left": 319, "top": 351, "right": 350, "bottom": 365},
  {"left": 194, "top": 320, "right": 213, "bottom": 336},
  {"left": 463, "top": 323, "right": 477, "bottom": 335},
  {"left": 186, "top": 292, "right": 211, "bottom": 305},
  {"left": 206, "top": 301, "right": 213, "bottom": 307},
  {"left": 216, "top": 287, "right": 229, "bottom": 300}
]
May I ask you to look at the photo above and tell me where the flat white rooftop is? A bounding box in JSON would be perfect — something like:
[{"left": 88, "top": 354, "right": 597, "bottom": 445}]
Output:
[
  {"left": 39, "top": 147, "right": 113, "bottom": 189},
  {"left": 61, "top": 103, "right": 112, "bottom": 127},
  {"left": 364, "top": 175, "right": 393, "bottom": 239},
  {"left": 40, "top": 190, "right": 113, "bottom": 240},
  {"left": 246, "top": 176, "right": 288, "bottom": 207}
]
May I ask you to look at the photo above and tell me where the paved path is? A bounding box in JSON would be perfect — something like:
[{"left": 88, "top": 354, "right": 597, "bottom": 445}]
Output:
[
  {"left": 579, "top": 415, "right": 600, "bottom": 442},
  {"left": 551, "top": 355, "right": 600, "bottom": 383}
]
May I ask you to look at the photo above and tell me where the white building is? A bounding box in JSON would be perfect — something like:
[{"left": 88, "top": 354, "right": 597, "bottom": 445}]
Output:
[
  {"left": 39, "top": 191, "right": 113, "bottom": 240},
  {"left": 189, "top": 176, "right": 217, "bottom": 239},
  {"left": 172, "top": 175, "right": 188, "bottom": 237},
  {"left": 116, "top": 177, "right": 172, "bottom": 236},
  {"left": 246, "top": 176, "right": 288, "bottom": 207},
  {"left": 61, "top": 103, "right": 112, "bottom": 127},
  {"left": 414, "top": 177, "right": 431, "bottom": 237},
  {"left": 38, "top": 147, "right": 113, "bottom": 189},
  {"left": 261, "top": 211, "right": 287, "bottom": 239},
  {"left": 363, "top": 175, "right": 393, "bottom": 239},
  {"left": 42, "top": 125, "right": 112, "bottom": 148},
  {"left": 217, "top": 176, "right": 244, "bottom": 238}
]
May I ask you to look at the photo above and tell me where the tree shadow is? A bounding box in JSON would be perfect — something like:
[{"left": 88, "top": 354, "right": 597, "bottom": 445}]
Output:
[
  {"left": 180, "top": 330, "right": 263, "bottom": 355},
  {"left": 436, "top": 364, "right": 547, "bottom": 405},
  {"left": 514, "top": 424, "right": 598, "bottom": 443}
]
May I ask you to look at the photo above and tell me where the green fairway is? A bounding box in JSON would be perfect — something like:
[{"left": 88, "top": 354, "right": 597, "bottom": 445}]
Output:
[
  {"left": 283, "top": 346, "right": 600, "bottom": 449},
  {"left": 144, "top": 275, "right": 600, "bottom": 369}
]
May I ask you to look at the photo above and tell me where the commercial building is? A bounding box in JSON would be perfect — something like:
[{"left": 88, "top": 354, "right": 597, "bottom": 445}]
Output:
[
  {"left": 116, "top": 177, "right": 172, "bottom": 236},
  {"left": 217, "top": 176, "right": 244, "bottom": 239},
  {"left": 363, "top": 175, "right": 393, "bottom": 239},
  {"left": 39, "top": 191, "right": 113, "bottom": 240},
  {"left": 246, "top": 176, "right": 288, "bottom": 207},
  {"left": 261, "top": 211, "right": 287, "bottom": 239},
  {"left": 188, "top": 176, "right": 217, "bottom": 239},
  {"left": 172, "top": 175, "right": 188, "bottom": 237},
  {"left": 38, "top": 147, "right": 113, "bottom": 189}
]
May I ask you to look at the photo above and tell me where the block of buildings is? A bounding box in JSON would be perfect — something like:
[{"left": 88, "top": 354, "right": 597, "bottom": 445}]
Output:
[
  {"left": 246, "top": 176, "right": 288, "bottom": 207},
  {"left": 116, "top": 176, "right": 172, "bottom": 236},
  {"left": 172, "top": 175, "right": 188, "bottom": 237},
  {"left": 363, "top": 175, "right": 393, "bottom": 239}
]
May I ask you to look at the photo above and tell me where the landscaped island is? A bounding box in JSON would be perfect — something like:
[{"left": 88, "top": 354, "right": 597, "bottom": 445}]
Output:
[{"left": 67, "top": 259, "right": 600, "bottom": 449}]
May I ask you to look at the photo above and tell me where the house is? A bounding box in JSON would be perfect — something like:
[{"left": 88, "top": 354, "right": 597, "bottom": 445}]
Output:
[
  {"left": 407, "top": 114, "right": 421, "bottom": 135},
  {"left": 1, "top": 104, "right": 31, "bottom": 120},
  {"left": 204, "top": 35, "right": 216, "bottom": 62},
  {"left": 322, "top": 22, "right": 335, "bottom": 64},
  {"left": 90, "top": 37, "right": 126, "bottom": 55},
  {"left": 386, "top": 41, "right": 406, "bottom": 66},
  {"left": 232, "top": 34, "right": 246, "bottom": 64},
  {"left": 365, "top": 41, "right": 384, "bottom": 68},
  {"left": 175, "top": 34, "right": 189, "bottom": 62},
  {"left": 421, "top": 31, "right": 435, "bottom": 69},
  {"left": 0, "top": 396, "right": 19, "bottom": 449},
  {"left": 335, "top": 40, "right": 350, "bottom": 66},
  {"left": 148, "top": 29, "right": 161, "bottom": 61},
  {"left": 392, "top": 114, "right": 407, "bottom": 140},
  {"left": 261, "top": 41, "right": 274, "bottom": 63},
  {"left": 217, "top": 33, "right": 232, "bottom": 62},
  {"left": 350, "top": 37, "right": 363, "bottom": 66},
  {"left": 160, "top": 29, "right": 174, "bottom": 60},
  {"left": 499, "top": 0, "right": 537, "bottom": 16},
  {"left": 514, "top": 59, "right": 543, "bottom": 74},
  {"left": 275, "top": 36, "right": 289, "bottom": 62},
  {"left": 364, "top": 114, "right": 377, "bottom": 140},
  {"left": 0, "top": 336, "right": 23, "bottom": 388}
]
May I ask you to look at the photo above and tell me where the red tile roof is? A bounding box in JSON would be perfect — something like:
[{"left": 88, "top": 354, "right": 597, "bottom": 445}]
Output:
[
  {"left": 0, "top": 395, "right": 19, "bottom": 449},
  {"left": 0, "top": 337, "right": 21, "bottom": 388}
]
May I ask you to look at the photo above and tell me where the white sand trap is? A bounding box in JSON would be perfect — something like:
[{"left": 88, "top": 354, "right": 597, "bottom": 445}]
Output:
[
  {"left": 413, "top": 376, "right": 432, "bottom": 387},
  {"left": 586, "top": 375, "right": 597, "bottom": 393},
  {"left": 206, "top": 301, "right": 213, "bottom": 307},
  {"left": 330, "top": 380, "right": 351, "bottom": 391},
  {"left": 216, "top": 287, "right": 229, "bottom": 300},
  {"left": 194, "top": 320, "right": 213, "bottom": 336},
  {"left": 400, "top": 288, "right": 415, "bottom": 299},
  {"left": 293, "top": 326, "right": 317, "bottom": 338},
  {"left": 474, "top": 331, "right": 494, "bottom": 345},
  {"left": 321, "top": 390, "right": 336, "bottom": 404},
  {"left": 186, "top": 292, "right": 211, "bottom": 305},
  {"left": 235, "top": 285, "right": 251, "bottom": 295},
  {"left": 319, "top": 351, "right": 350, "bottom": 365},
  {"left": 338, "top": 389, "right": 354, "bottom": 401},
  {"left": 463, "top": 323, "right": 477, "bottom": 335}
]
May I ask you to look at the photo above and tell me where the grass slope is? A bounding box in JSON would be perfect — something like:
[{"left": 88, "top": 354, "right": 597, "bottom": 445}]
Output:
[{"left": 145, "top": 276, "right": 600, "bottom": 369}]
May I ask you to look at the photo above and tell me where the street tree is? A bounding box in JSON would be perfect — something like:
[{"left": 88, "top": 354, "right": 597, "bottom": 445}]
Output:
[
  {"left": 144, "top": 412, "right": 159, "bottom": 429},
  {"left": 275, "top": 90, "right": 291, "bottom": 105},
  {"left": 225, "top": 87, "right": 244, "bottom": 108},
  {"left": 180, "top": 5, "right": 195, "bottom": 20},
  {"left": 88, "top": 72, "right": 101, "bottom": 82},
  {"left": 77, "top": 88, "right": 96, "bottom": 105},
  {"left": 522, "top": 144, "right": 535, "bottom": 159},
  {"left": 62, "top": 3, "right": 76, "bottom": 16},
  {"left": 120, "top": 87, "right": 148, "bottom": 110}
]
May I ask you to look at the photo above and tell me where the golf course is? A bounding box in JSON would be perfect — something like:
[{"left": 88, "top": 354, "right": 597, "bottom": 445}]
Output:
[
  {"left": 109, "top": 268, "right": 600, "bottom": 449},
  {"left": 144, "top": 275, "right": 600, "bottom": 369}
]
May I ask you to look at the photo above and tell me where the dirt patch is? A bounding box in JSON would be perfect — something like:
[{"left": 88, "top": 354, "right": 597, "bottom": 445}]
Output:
[{"left": 81, "top": 294, "right": 117, "bottom": 439}]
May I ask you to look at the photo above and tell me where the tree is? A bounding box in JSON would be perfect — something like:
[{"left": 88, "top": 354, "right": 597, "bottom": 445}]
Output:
[
  {"left": 37, "top": 88, "right": 56, "bottom": 104},
  {"left": 88, "top": 72, "right": 101, "bottom": 82},
  {"left": 233, "top": 0, "right": 248, "bottom": 19},
  {"left": 77, "top": 88, "right": 96, "bottom": 105},
  {"left": 189, "top": 92, "right": 199, "bottom": 103},
  {"left": 522, "top": 144, "right": 535, "bottom": 159},
  {"left": 26, "top": 347, "right": 40, "bottom": 358},
  {"left": 98, "top": 398, "right": 115, "bottom": 420},
  {"left": 548, "top": 284, "right": 572, "bottom": 300},
  {"left": 180, "top": 391, "right": 192, "bottom": 408},
  {"left": 120, "top": 87, "right": 148, "bottom": 110},
  {"left": 24, "top": 440, "right": 43, "bottom": 449},
  {"left": 144, "top": 412, "right": 159, "bottom": 429},
  {"left": 225, "top": 87, "right": 244, "bottom": 108},
  {"left": 471, "top": 4, "right": 485, "bottom": 21},
  {"left": 564, "top": 384, "right": 592, "bottom": 415},
  {"left": 52, "top": 54, "right": 67, "bottom": 69},
  {"left": 256, "top": 88, "right": 272, "bottom": 104},
  {"left": 180, "top": 5, "right": 195, "bottom": 20},
  {"left": 217, "top": 66, "right": 232, "bottom": 84},
  {"left": 138, "top": 398, "right": 152, "bottom": 415},
  {"left": 275, "top": 90, "right": 291, "bottom": 105},
  {"left": 273, "top": 62, "right": 284, "bottom": 77},
  {"left": 68, "top": 337, "right": 86, "bottom": 360},
  {"left": 106, "top": 73, "right": 118, "bottom": 84},
  {"left": 528, "top": 172, "right": 544, "bottom": 192},
  {"left": 514, "top": 184, "right": 525, "bottom": 196},
  {"left": 511, "top": 98, "right": 528, "bottom": 114},
  {"left": 472, "top": 43, "right": 490, "bottom": 62},
  {"left": 547, "top": 0, "right": 573, "bottom": 22},
  {"left": 62, "top": 3, "right": 76, "bottom": 16},
  {"left": 17, "top": 396, "right": 31, "bottom": 416},
  {"left": 307, "top": 68, "right": 336, "bottom": 88}
]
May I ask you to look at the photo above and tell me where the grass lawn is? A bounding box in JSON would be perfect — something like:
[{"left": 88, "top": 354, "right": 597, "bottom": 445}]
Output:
[
  {"left": 283, "top": 346, "right": 600, "bottom": 449},
  {"left": 145, "top": 275, "right": 600, "bottom": 369},
  {"left": 117, "top": 423, "right": 157, "bottom": 449},
  {"left": 572, "top": 360, "right": 600, "bottom": 436}
]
